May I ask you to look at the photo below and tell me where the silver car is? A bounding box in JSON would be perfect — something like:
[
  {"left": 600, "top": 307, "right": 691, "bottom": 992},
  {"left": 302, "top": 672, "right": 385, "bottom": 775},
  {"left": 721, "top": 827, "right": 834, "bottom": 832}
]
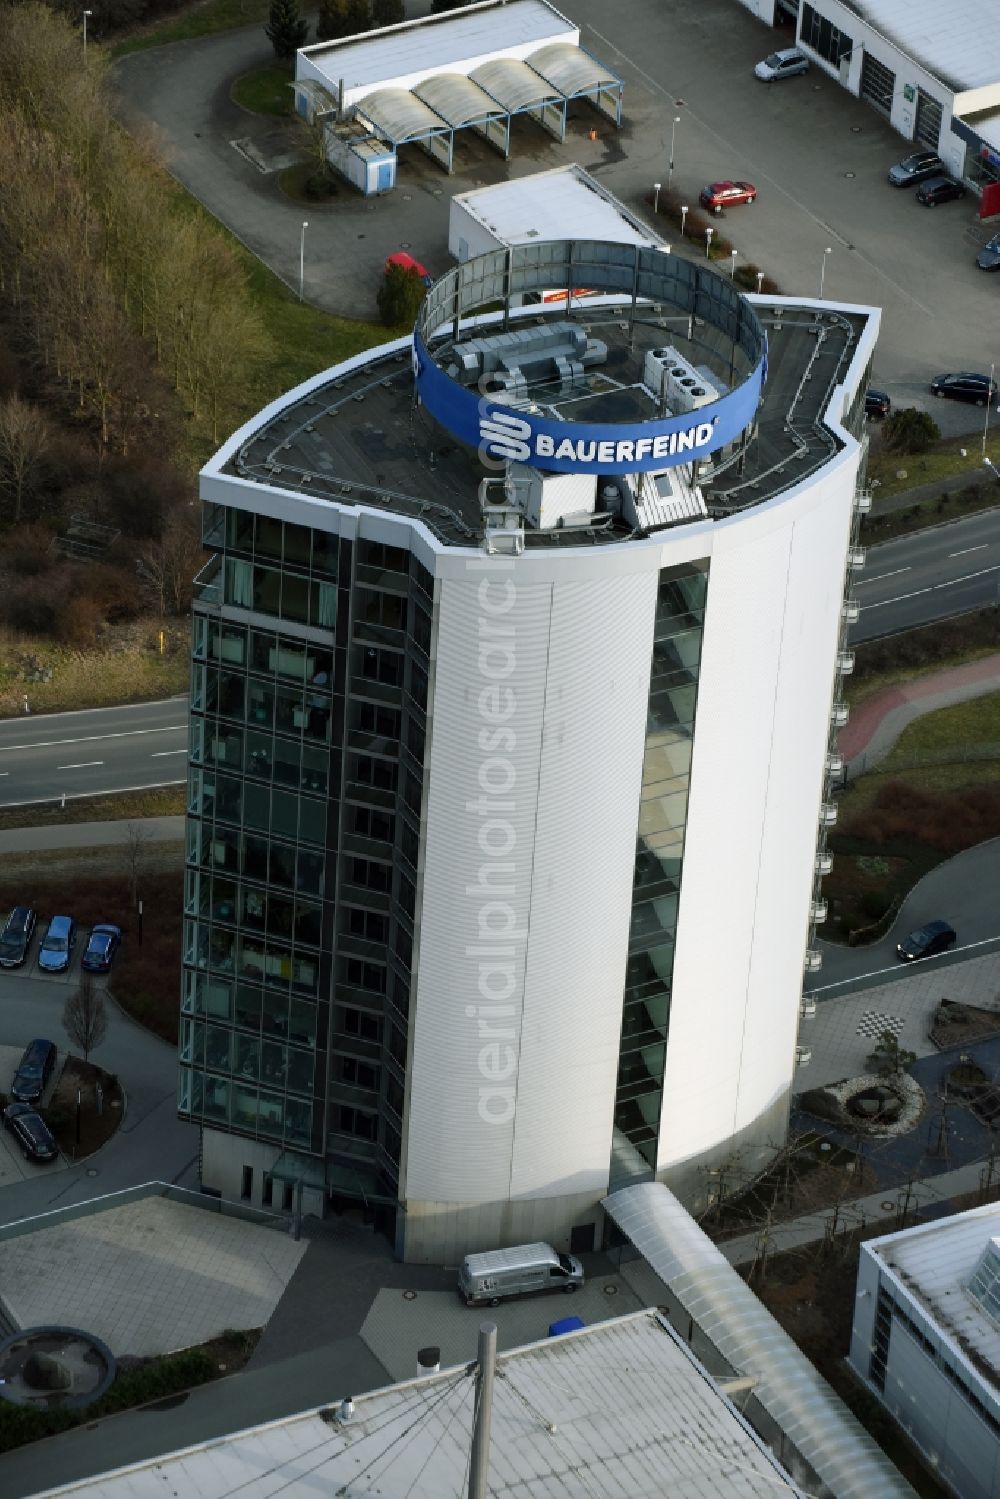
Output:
[{"left": 754, "top": 47, "right": 809, "bottom": 82}]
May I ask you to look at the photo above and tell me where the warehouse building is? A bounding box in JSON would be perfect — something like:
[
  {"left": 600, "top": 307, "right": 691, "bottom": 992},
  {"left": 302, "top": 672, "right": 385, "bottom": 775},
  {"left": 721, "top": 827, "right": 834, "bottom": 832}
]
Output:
[
  {"left": 736, "top": 0, "right": 1000, "bottom": 196},
  {"left": 181, "top": 239, "right": 876, "bottom": 1263},
  {"left": 294, "top": 0, "right": 622, "bottom": 187}
]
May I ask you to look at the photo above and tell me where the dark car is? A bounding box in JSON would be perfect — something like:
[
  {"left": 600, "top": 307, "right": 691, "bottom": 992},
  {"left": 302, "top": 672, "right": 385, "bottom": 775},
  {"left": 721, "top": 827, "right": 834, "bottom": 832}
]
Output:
[
  {"left": 930, "top": 371, "right": 998, "bottom": 406},
  {"left": 865, "top": 389, "right": 891, "bottom": 419},
  {"left": 3, "top": 1103, "right": 58, "bottom": 1163},
  {"left": 977, "top": 232, "right": 1000, "bottom": 271},
  {"left": 0, "top": 906, "right": 36, "bottom": 968},
  {"left": 10, "top": 1039, "right": 57, "bottom": 1105},
  {"left": 82, "top": 923, "right": 122, "bottom": 974},
  {"left": 699, "top": 180, "right": 757, "bottom": 214},
  {"left": 888, "top": 151, "right": 944, "bottom": 188},
  {"left": 897, "top": 919, "right": 957, "bottom": 962},
  {"left": 915, "top": 176, "right": 967, "bottom": 206},
  {"left": 38, "top": 914, "right": 76, "bottom": 974}
]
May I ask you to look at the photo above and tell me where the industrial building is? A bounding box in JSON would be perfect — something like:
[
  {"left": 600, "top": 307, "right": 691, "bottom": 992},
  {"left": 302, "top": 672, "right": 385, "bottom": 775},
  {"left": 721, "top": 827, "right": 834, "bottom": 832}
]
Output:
[
  {"left": 293, "top": 0, "right": 622, "bottom": 190},
  {"left": 736, "top": 0, "right": 1000, "bottom": 194},
  {"left": 850, "top": 1200, "right": 1000, "bottom": 1499},
  {"left": 180, "top": 237, "right": 876, "bottom": 1263}
]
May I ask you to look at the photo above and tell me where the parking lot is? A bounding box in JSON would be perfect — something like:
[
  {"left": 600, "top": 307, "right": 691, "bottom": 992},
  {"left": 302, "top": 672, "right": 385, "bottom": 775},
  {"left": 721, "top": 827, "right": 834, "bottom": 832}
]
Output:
[{"left": 114, "top": 0, "right": 1000, "bottom": 420}]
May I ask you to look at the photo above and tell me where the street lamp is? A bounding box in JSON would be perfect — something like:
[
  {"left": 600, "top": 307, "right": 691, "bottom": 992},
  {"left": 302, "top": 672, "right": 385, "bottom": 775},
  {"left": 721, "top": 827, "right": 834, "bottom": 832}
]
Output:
[
  {"left": 653, "top": 181, "right": 661, "bottom": 215},
  {"left": 668, "top": 115, "right": 681, "bottom": 190},
  {"left": 982, "top": 361, "right": 996, "bottom": 460},
  {"left": 704, "top": 225, "right": 714, "bottom": 259},
  {"left": 680, "top": 205, "right": 689, "bottom": 238},
  {"left": 83, "top": 8, "right": 92, "bottom": 57},
  {"left": 819, "top": 246, "right": 832, "bottom": 299},
  {"left": 730, "top": 249, "right": 738, "bottom": 279},
  {"left": 298, "top": 220, "right": 309, "bottom": 302},
  {"left": 756, "top": 270, "right": 765, "bottom": 294}
]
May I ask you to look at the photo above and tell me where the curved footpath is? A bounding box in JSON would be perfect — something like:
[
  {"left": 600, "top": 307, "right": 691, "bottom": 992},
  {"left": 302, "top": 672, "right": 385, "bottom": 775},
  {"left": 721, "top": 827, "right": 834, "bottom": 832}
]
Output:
[{"left": 840, "top": 650, "right": 1000, "bottom": 780}]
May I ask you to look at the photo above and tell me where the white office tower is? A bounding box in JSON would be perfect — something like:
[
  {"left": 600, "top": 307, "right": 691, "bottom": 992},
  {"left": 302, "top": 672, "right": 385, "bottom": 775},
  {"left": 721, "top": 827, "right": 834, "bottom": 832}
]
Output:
[{"left": 184, "top": 242, "right": 878, "bottom": 1262}]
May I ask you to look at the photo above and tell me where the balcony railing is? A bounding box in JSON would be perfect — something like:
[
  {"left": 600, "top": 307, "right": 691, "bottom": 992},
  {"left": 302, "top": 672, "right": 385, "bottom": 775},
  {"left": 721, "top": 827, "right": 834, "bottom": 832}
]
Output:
[
  {"left": 831, "top": 702, "right": 849, "bottom": 728},
  {"left": 819, "top": 802, "right": 838, "bottom": 828},
  {"left": 193, "top": 554, "right": 222, "bottom": 607},
  {"left": 804, "top": 950, "right": 822, "bottom": 973},
  {"left": 815, "top": 850, "right": 833, "bottom": 876},
  {"left": 841, "top": 599, "right": 860, "bottom": 624}
]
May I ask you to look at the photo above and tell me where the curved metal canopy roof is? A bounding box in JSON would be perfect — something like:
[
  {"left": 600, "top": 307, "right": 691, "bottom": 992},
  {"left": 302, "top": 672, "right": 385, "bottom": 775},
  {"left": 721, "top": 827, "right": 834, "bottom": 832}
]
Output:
[
  {"left": 529, "top": 40, "right": 621, "bottom": 96},
  {"left": 413, "top": 72, "right": 507, "bottom": 128},
  {"left": 354, "top": 87, "right": 449, "bottom": 144},
  {"left": 469, "top": 55, "right": 562, "bottom": 112},
  {"left": 604, "top": 1181, "right": 918, "bottom": 1499}
]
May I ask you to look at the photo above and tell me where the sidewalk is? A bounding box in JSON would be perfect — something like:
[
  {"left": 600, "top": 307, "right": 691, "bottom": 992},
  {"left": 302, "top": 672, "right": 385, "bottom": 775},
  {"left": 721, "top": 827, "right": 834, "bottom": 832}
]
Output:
[
  {"left": 839, "top": 651, "right": 1000, "bottom": 778},
  {"left": 719, "top": 1154, "right": 995, "bottom": 1269},
  {"left": 0, "top": 816, "right": 184, "bottom": 854}
]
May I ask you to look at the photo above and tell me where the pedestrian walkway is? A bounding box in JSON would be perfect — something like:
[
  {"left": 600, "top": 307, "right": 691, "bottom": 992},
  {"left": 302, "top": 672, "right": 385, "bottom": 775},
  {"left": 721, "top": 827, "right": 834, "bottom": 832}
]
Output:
[
  {"left": 718, "top": 1153, "right": 996, "bottom": 1269},
  {"left": 840, "top": 651, "right": 1000, "bottom": 778},
  {"left": 0, "top": 816, "right": 184, "bottom": 854}
]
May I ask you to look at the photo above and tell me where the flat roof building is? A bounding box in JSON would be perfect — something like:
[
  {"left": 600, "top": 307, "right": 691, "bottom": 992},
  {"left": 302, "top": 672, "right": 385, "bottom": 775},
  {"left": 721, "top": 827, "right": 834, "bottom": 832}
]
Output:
[
  {"left": 851, "top": 1201, "right": 1000, "bottom": 1499},
  {"left": 181, "top": 239, "right": 877, "bottom": 1264}
]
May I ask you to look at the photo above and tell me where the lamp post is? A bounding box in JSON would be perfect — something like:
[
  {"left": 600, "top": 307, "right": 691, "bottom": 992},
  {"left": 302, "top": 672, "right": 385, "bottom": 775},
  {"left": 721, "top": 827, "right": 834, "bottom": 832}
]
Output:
[
  {"left": 653, "top": 181, "right": 661, "bottom": 215},
  {"left": 730, "top": 249, "right": 738, "bottom": 279},
  {"left": 83, "top": 8, "right": 92, "bottom": 57},
  {"left": 982, "top": 361, "right": 996, "bottom": 461},
  {"left": 819, "top": 246, "right": 832, "bottom": 299},
  {"left": 756, "top": 270, "right": 765, "bottom": 294},
  {"left": 299, "top": 221, "right": 309, "bottom": 302},
  {"left": 668, "top": 115, "right": 681, "bottom": 190},
  {"left": 680, "top": 205, "right": 689, "bottom": 238},
  {"left": 704, "top": 226, "right": 714, "bottom": 260}
]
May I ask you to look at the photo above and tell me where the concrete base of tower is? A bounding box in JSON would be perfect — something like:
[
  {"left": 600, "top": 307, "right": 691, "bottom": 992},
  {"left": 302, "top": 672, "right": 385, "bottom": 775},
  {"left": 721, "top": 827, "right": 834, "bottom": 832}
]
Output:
[
  {"left": 400, "top": 1189, "right": 605, "bottom": 1265},
  {"left": 199, "top": 1128, "right": 326, "bottom": 1220},
  {"left": 657, "top": 1087, "right": 793, "bottom": 1218}
]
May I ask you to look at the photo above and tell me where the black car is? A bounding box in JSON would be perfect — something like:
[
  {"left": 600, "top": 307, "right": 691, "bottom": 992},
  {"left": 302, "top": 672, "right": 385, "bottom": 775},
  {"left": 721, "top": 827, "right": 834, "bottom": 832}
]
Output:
[
  {"left": 0, "top": 906, "right": 36, "bottom": 968},
  {"left": 977, "top": 232, "right": 1000, "bottom": 271},
  {"left": 915, "top": 176, "right": 967, "bottom": 206},
  {"left": 10, "top": 1038, "right": 57, "bottom": 1105},
  {"left": 930, "top": 372, "right": 998, "bottom": 406},
  {"left": 81, "top": 923, "right": 122, "bottom": 974},
  {"left": 888, "top": 151, "right": 944, "bottom": 188},
  {"left": 865, "top": 389, "right": 891, "bottom": 419},
  {"left": 897, "top": 919, "right": 957, "bottom": 962},
  {"left": 2, "top": 1103, "right": 58, "bottom": 1163}
]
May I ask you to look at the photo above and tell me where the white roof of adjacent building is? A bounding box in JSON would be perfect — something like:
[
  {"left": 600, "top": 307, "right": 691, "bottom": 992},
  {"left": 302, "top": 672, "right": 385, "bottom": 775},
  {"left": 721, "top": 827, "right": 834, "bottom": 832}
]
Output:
[
  {"left": 452, "top": 165, "right": 664, "bottom": 251},
  {"left": 299, "top": 0, "right": 574, "bottom": 96},
  {"left": 37, "top": 1310, "right": 804, "bottom": 1498},
  {"left": 839, "top": 0, "right": 1000, "bottom": 93},
  {"left": 866, "top": 1200, "right": 1000, "bottom": 1385}
]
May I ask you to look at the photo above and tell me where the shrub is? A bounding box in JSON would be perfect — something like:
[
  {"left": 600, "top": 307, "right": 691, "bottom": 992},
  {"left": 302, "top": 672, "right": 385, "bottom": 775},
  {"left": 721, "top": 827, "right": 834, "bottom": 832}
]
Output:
[
  {"left": 882, "top": 407, "right": 940, "bottom": 455},
  {"left": 377, "top": 264, "right": 426, "bottom": 328},
  {"left": 54, "top": 593, "right": 104, "bottom": 648},
  {"left": 860, "top": 890, "right": 891, "bottom": 921}
]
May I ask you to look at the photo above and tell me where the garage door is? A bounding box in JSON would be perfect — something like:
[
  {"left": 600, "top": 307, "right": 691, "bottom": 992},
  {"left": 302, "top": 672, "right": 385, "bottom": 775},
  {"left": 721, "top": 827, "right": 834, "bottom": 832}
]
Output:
[
  {"left": 859, "top": 54, "right": 895, "bottom": 116},
  {"left": 914, "top": 89, "right": 943, "bottom": 150}
]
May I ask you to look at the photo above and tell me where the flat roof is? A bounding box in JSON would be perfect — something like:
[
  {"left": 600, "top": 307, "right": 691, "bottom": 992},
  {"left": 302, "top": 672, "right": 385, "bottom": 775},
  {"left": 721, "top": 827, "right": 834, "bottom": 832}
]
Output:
[
  {"left": 299, "top": 0, "right": 572, "bottom": 95},
  {"left": 452, "top": 165, "right": 663, "bottom": 251},
  {"left": 37, "top": 1311, "right": 801, "bottom": 1498},
  {"left": 867, "top": 1201, "right": 1000, "bottom": 1387},
  {"left": 837, "top": 0, "right": 1000, "bottom": 94}
]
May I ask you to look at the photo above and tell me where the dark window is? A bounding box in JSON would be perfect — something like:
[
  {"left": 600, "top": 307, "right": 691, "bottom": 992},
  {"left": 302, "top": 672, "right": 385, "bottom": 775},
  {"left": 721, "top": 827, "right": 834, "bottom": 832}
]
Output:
[
  {"left": 354, "top": 756, "right": 397, "bottom": 792},
  {"left": 350, "top": 806, "right": 395, "bottom": 843},
  {"left": 262, "top": 1174, "right": 274, "bottom": 1207},
  {"left": 341, "top": 1057, "right": 379, "bottom": 1090},
  {"left": 337, "top": 1105, "right": 377, "bottom": 1140},
  {"left": 241, "top": 1166, "right": 253, "bottom": 1201},
  {"left": 800, "top": 3, "right": 852, "bottom": 65},
  {"left": 360, "top": 647, "right": 402, "bottom": 686},
  {"left": 282, "top": 1182, "right": 294, "bottom": 1212},
  {"left": 342, "top": 1008, "right": 382, "bottom": 1042},
  {"left": 344, "top": 958, "right": 386, "bottom": 994},
  {"left": 358, "top": 541, "right": 408, "bottom": 574},
  {"left": 346, "top": 908, "right": 388, "bottom": 943},
  {"left": 351, "top": 857, "right": 392, "bottom": 893}
]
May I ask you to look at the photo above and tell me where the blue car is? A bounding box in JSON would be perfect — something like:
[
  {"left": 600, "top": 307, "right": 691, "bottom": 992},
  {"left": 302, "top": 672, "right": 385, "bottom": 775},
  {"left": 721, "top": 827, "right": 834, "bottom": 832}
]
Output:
[
  {"left": 82, "top": 924, "right": 122, "bottom": 974},
  {"left": 38, "top": 915, "right": 76, "bottom": 973}
]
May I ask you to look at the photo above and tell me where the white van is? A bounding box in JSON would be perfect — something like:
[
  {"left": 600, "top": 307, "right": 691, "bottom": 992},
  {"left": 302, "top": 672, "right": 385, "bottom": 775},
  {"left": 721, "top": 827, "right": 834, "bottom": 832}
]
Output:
[{"left": 457, "top": 1242, "right": 585, "bottom": 1307}]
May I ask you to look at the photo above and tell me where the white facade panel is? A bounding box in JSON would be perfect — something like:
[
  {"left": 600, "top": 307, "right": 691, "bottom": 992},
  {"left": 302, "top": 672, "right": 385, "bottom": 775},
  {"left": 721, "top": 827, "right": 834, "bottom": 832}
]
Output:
[{"left": 449, "top": 198, "right": 504, "bottom": 262}]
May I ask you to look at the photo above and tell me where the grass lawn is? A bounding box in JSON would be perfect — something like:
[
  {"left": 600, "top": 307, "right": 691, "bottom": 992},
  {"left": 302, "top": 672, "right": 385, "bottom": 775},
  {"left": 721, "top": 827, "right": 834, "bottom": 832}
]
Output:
[
  {"left": 0, "top": 630, "right": 190, "bottom": 718},
  {"left": 278, "top": 159, "right": 340, "bottom": 208},
  {"left": 846, "top": 610, "right": 1000, "bottom": 708},
  {"left": 881, "top": 692, "right": 1000, "bottom": 762},
  {"left": 861, "top": 480, "right": 997, "bottom": 544},
  {"left": 111, "top": 0, "right": 271, "bottom": 56},
  {"left": 868, "top": 432, "right": 1000, "bottom": 499},
  {"left": 0, "top": 785, "right": 186, "bottom": 834},
  {"left": 231, "top": 62, "right": 292, "bottom": 116}
]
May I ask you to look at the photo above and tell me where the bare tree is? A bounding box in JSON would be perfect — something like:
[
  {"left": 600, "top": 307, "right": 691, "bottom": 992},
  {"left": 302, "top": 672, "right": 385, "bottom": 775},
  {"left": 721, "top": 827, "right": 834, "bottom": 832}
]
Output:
[
  {"left": 122, "top": 820, "right": 150, "bottom": 904},
  {"left": 0, "top": 395, "right": 50, "bottom": 522},
  {"left": 63, "top": 971, "right": 108, "bottom": 1062},
  {"left": 138, "top": 510, "right": 203, "bottom": 616}
]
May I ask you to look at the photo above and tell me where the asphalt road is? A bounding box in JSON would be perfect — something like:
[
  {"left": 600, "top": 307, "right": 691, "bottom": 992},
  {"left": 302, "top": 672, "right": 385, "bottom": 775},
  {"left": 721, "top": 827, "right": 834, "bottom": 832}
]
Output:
[
  {"left": 0, "top": 698, "right": 188, "bottom": 809},
  {"left": 852, "top": 507, "right": 1000, "bottom": 640},
  {"left": 806, "top": 839, "right": 1000, "bottom": 997}
]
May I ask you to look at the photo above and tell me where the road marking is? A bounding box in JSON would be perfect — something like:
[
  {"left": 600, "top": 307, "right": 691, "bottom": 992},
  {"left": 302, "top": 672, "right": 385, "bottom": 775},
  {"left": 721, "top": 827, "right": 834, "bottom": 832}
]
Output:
[
  {"left": 0, "top": 725, "right": 186, "bottom": 754},
  {"left": 808, "top": 934, "right": 1000, "bottom": 993},
  {"left": 57, "top": 761, "right": 104, "bottom": 771},
  {"left": 860, "top": 562, "right": 1000, "bottom": 609},
  {"left": 857, "top": 567, "right": 910, "bottom": 585},
  {"left": 0, "top": 779, "right": 186, "bottom": 809},
  {"left": 151, "top": 750, "right": 187, "bottom": 758},
  {"left": 949, "top": 544, "right": 988, "bottom": 558}
]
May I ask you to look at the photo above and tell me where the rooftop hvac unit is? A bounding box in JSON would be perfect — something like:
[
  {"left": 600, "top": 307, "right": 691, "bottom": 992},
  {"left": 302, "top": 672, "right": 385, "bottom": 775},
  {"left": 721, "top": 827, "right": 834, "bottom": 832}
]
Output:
[{"left": 643, "top": 345, "right": 720, "bottom": 413}]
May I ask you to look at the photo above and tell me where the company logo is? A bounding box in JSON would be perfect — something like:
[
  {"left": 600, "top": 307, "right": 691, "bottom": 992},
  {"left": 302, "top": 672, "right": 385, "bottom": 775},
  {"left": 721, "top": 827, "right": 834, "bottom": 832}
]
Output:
[
  {"left": 478, "top": 408, "right": 717, "bottom": 468},
  {"left": 478, "top": 410, "right": 532, "bottom": 463}
]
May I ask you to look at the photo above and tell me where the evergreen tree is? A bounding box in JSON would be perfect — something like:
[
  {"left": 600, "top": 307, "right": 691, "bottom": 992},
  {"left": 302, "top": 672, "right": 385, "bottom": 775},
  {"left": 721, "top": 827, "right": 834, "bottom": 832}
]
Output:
[
  {"left": 372, "top": 0, "right": 405, "bottom": 23},
  {"left": 317, "top": 0, "right": 372, "bottom": 40},
  {"left": 377, "top": 263, "right": 426, "bottom": 328},
  {"left": 430, "top": 0, "right": 474, "bottom": 11},
  {"left": 266, "top": 0, "right": 309, "bottom": 60}
]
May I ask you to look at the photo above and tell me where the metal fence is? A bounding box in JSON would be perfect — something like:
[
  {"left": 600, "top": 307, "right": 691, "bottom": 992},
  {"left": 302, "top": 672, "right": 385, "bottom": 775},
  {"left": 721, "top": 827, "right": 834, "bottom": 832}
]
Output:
[{"left": 846, "top": 739, "right": 1000, "bottom": 781}]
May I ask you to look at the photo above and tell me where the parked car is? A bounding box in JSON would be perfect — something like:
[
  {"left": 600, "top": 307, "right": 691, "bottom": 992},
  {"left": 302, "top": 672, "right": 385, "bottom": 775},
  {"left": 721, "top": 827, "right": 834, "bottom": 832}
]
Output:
[
  {"left": 0, "top": 905, "right": 36, "bottom": 968},
  {"left": 915, "top": 176, "right": 967, "bottom": 206},
  {"left": 754, "top": 47, "right": 808, "bottom": 82},
  {"left": 82, "top": 923, "right": 122, "bottom": 974},
  {"left": 3, "top": 1103, "right": 58, "bottom": 1163},
  {"left": 977, "top": 232, "right": 1000, "bottom": 271},
  {"left": 698, "top": 180, "right": 757, "bottom": 213},
  {"left": 930, "top": 371, "right": 998, "bottom": 405},
  {"left": 38, "top": 914, "right": 76, "bottom": 973},
  {"left": 864, "top": 388, "right": 891, "bottom": 419},
  {"left": 385, "top": 252, "right": 432, "bottom": 288},
  {"left": 10, "top": 1039, "right": 57, "bottom": 1105},
  {"left": 458, "top": 1242, "right": 584, "bottom": 1307},
  {"left": 887, "top": 151, "right": 943, "bottom": 188},
  {"left": 897, "top": 919, "right": 957, "bottom": 962}
]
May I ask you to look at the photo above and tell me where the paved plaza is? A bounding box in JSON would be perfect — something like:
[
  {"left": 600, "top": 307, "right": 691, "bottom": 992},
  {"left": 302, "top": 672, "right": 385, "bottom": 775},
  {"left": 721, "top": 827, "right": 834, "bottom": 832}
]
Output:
[{"left": 0, "top": 1197, "right": 306, "bottom": 1357}]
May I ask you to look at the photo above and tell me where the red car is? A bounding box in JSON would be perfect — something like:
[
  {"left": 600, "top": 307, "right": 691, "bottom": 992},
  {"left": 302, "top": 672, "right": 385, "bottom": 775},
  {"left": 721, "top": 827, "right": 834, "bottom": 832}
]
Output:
[
  {"left": 699, "top": 180, "right": 757, "bottom": 214},
  {"left": 385, "top": 252, "right": 432, "bottom": 288}
]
